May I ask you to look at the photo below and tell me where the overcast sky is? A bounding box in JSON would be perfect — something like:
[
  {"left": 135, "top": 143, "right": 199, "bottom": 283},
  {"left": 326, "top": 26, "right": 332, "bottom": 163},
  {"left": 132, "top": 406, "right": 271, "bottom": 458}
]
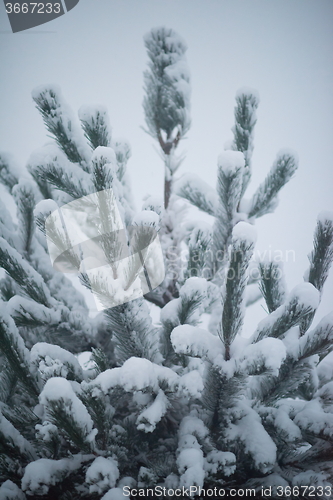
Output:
[{"left": 1, "top": 0, "right": 332, "bottom": 330}]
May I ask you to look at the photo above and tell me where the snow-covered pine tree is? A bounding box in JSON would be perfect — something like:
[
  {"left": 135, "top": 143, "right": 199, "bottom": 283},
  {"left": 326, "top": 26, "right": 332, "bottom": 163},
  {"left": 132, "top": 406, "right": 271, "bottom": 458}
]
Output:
[{"left": 0, "top": 26, "right": 333, "bottom": 500}]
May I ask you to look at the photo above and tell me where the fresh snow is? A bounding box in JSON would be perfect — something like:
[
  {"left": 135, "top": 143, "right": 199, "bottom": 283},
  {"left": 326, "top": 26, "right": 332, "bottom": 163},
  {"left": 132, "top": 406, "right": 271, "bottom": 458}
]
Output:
[
  {"left": 0, "top": 411, "right": 36, "bottom": 460},
  {"left": 227, "top": 404, "right": 277, "bottom": 474},
  {"left": 91, "top": 357, "right": 178, "bottom": 394},
  {"left": 252, "top": 283, "right": 320, "bottom": 342},
  {"left": 317, "top": 210, "right": 333, "bottom": 225},
  {"left": 86, "top": 456, "right": 119, "bottom": 494},
  {"left": 101, "top": 487, "right": 128, "bottom": 499},
  {"left": 31, "top": 342, "right": 84, "bottom": 381},
  {"left": 217, "top": 150, "right": 245, "bottom": 175},
  {"left": 235, "top": 87, "right": 260, "bottom": 103},
  {"left": 91, "top": 146, "right": 117, "bottom": 166},
  {"left": 39, "top": 377, "right": 97, "bottom": 444},
  {"left": 171, "top": 324, "right": 223, "bottom": 362},
  {"left": 288, "top": 282, "right": 320, "bottom": 310},
  {"left": 22, "top": 456, "right": 83, "bottom": 495},
  {"left": 31, "top": 85, "right": 91, "bottom": 166},
  {"left": 132, "top": 210, "right": 160, "bottom": 229},
  {"left": 0, "top": 480, "right": 26, "bottom": 500},
  {"left": 136, "top": 389, "right": 169, "bottom": 432},
  {"left": 174, "top": 173, "right": 219, "bottom": 215},
  {"left": 232, "top": 221, "right": 257, "bottom": 246},
  {"left": 177, "top": 447, "right": 205, "bottom": 488}
]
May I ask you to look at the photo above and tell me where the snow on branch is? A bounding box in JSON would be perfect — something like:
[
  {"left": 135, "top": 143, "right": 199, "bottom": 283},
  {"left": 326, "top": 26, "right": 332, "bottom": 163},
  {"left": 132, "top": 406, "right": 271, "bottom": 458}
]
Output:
[
  {"left": 143, "top": 26, "right": 191, "bottom": 141},
  {"left": 7, "top": 295, "right": 61, "bottom": 328},
  {"left": 79, "top": 104, "right": 112, "bottom": 150},
  {"left": 136, "top": 389, "right": 169, "bottom": 432},
  {"left": 299, "top": 312, "right": 333, "bottom": 360},
  {"left": 253, "top": 283, "right": 319, "bottom": 342},
  {"left": 221, "top": 222, "right": 256, "bottom": 359},
  {"left": 105, "top": 299, "right": 162, "bottom": 365},
  {"left": 226, "top": 403, "right": 277, "bottom": 474},
  {"left": 39, "top": 377, "right": 97, "bottom": 451},
  {"left": 90, "top": 357, "right": 178, "bottom": 394},
  {"left": 0, "top": 152, "right": 19, "bottom": 193},
  {"left": 28, "top": 145, "right": 92, "bottom": 200},
  {"left": 85, "top": 456, "right": 119, "bottom": 495},
  {"left": 231, "top": 88, "right": 259, "bottom": 197},
  {"left": 171, "top": 324, "right": 223, "bottom": 362},
  {"left": 307, "top": 211, "right": 333, "bottom": 293},
  {"left": 0, "top": 410, "right": 37, "bottom": 462},
  {"left": 248, "top": 150, "right": 298, "bottom": 219},
  {"left": 31, "top": 342, "right": 84, "bottom": 383},
  {"left": 174, "top": 173, "right": 219, "bottom": 215},
  {"left": 32, "top": 84, "right": 90, "bottom": 171},
  {"left": 0, "top": 237, "right": 52, "bottom": 307},
  {"left": 0, "top": 307, "right": 39, "bottom": 397},
  {"left": 22, "top": 455, "right": 85, "bottom": 496},
  {"left": 12, "top": 179, "right": 37, "bottom": 256},
  {"left": 212, "top": 151, "right": 245, "bottom": 274},
  {"left": 259, "top": 261, "right": 286, "bottom": 313}
]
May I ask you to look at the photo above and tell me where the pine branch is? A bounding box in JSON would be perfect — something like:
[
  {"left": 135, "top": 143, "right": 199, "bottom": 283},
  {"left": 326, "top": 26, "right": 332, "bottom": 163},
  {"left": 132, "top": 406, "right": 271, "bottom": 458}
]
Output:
[
  {"left": 91, "top": 147, "right": 116, "bottom": 192},
  {"left": 184, "top": 227, "right": 211, "bottom": 281},
  {"left": 91, "top": 347, "right": 111, "bottom": 374},
  {"left": 260, "top": 357, "right": 314, "bottom": 404},
  {"left": 212, "top": 152, "right": 245, "bottom": 275},
  {"left": 34, "top": 205, "right": 82, "bottom": 274},
  {"left": 143, "top": 27, "right": 190, "bottom": 140},
  {"left": 112, "top": 138, "right": 132, "bottom": 182},
  {"left": 40, "top": 377, "right": 96, "bottom": 453},
  {"left": 299, "top": 312, "right": 333, "bottom": 361},
  {"left": 32, "top": 85, "right": 90, "bottom": 171},
  {"left": 174, "top": 174, "right": 218, "bottom": 216},
  {"left": 30, "top": 342, "right": 84, "bottom": 383},
  {"left": 221, "top": 223, "right": 256, "bottom": 359},
  {"left": 248, "top": 151, "right": 298, "bottom": 219},
  {"left": 259, "top": 261, "right": 286, "bottom": 313},
  {"left": 79, "top": 105, "right": 111, "bottom": 150},
  {"left": 219, "top": 235, "right": 254, "bottom": 360},
  {"left": 160, "top": 278, "right": 207, "bottom": 363},
  {"left": 254, "top": 284, "right": 319, "bottom": 342},
  {"left": 0, "top": 154, "right": 19, "bottom": 192},
  {"left": 28, "top": 166, "right": 53, "bottom": 200},
  {"left": 0, "top": 276, "right": 16, "bottom": 302},
  {"left": 0, "top": 309, "right": 39, "bottom": 398},
  {"left": 1, "top": 403, "right": 39, "bottom": 441},
  {"left": 32, "top": 155, "right": 91, "bottom": 200},
  {"left": 12, "top": 181, "right": 36, "bottom": 255},
  {"left": 0, "top": 411, "right": 37, "bottom": 463},
  {"left": 0, "top": 363, "right": 17, "bottom": 405},
  {"left": 232, "top": 88, "right": 259, "bottom": 196},
  {"left": 307, "top": 213, "right": 333, "bottom": 294},
  {"left": 105, "top": 298, "right": 161, "bottom": 365},
  {"left": 202, "top": 366, "right": 244, "bottom": 427},
  {"left": 0, "top": 237, "right": 51, "bottom": 307},
  {"left": 7, "top": 296, "right": 60, "bottom": 328}
]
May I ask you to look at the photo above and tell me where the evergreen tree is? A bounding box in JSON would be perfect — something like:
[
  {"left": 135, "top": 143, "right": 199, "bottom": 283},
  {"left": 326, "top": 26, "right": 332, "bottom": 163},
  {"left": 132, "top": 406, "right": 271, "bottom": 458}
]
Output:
[{"left": 0, "top": 27, "right": 333, "bottom": 500}]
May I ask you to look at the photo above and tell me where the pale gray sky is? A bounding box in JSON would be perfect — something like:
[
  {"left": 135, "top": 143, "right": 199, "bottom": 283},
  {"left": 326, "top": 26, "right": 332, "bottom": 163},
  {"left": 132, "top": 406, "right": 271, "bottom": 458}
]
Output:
[{"left": 1, "top": 0, "right": 333, "bottom": 330}]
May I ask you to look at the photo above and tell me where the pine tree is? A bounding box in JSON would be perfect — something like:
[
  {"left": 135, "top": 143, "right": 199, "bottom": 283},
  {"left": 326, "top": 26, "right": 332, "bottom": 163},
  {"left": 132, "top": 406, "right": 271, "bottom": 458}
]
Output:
[{"left": 1, "top": 27, "right": 333, "bottom": 500}]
